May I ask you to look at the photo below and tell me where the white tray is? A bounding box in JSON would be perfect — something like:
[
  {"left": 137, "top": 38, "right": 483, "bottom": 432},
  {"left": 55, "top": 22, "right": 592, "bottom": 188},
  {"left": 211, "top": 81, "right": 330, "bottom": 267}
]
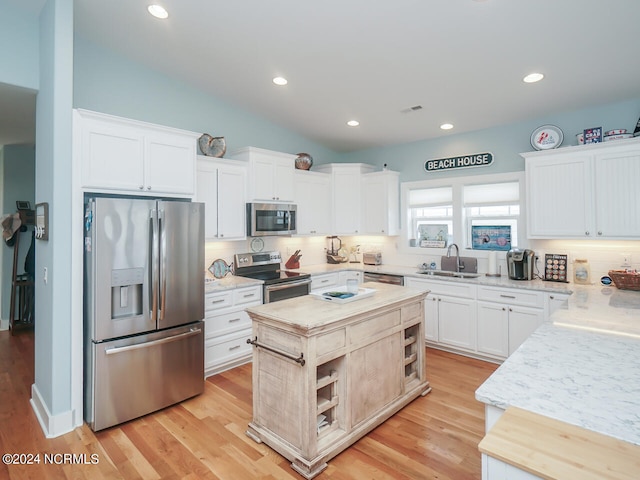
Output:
[{"left": 310, "top": 286, "right": 376, "bottom": 304}]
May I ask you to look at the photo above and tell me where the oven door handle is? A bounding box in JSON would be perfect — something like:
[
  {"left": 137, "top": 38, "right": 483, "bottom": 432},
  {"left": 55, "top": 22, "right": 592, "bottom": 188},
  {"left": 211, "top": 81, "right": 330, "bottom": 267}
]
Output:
[{"left": 264, "top": 278, "right": 312, "bottom": 292}]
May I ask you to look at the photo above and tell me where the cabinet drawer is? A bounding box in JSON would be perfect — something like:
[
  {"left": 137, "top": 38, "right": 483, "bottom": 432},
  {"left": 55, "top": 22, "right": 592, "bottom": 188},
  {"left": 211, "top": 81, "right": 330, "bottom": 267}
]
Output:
[
  {"left": 205, "top": 309, "right": 252, "bottom": 339},
  {"left": 233, "top": 286, "right": 263, "bottom": 305},
  {"left": 204, "top": 290, "right": 233, "bottom": 312},
  {"left": 205, "top": 329, "right": 252, "bottom": 367},
  {"left": 406, "top": 278, "right": 476, "bottom": 299},
  {"left": 477, "top": 286, "right": 544, "bottom": 308},
  {"left": 401, "top": 301, "right": 423, "bottom": 325},
  {"left": 316, "top": 328, "right": 346, "bottom": 357},
  {"left": 349, "top": 310, "right": 401, "bottom": 344},
  {"left": 311, "top": 273, "right": 338, "bottom": 291}
]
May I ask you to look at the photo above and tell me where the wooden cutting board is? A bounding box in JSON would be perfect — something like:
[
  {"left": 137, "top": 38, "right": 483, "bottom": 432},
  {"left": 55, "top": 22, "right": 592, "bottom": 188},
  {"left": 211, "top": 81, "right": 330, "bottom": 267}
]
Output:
[{"left": 478, "top": 406, "right": 640, "bottom": 480}]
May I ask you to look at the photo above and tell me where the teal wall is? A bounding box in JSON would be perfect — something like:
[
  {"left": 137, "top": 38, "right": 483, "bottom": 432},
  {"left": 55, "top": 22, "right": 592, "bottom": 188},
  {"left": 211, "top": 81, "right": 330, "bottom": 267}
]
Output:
[
  {"left": 34, "top": 0, "right": 74, "bottom": 417},
  {"left": 0, "top": 0, "right": 40, "bottom": 90},
  {"left": 1, "top": 145, "right": 36, "bottom": 320},
  {"left": 72, "top": 33, "right": 640, "bottom": 182},
  {"left": 73, "top": 37, "right": 341, "bottom": 164},
  {"left": 340, "top": 99, "right": 640, "bottom": 182}
]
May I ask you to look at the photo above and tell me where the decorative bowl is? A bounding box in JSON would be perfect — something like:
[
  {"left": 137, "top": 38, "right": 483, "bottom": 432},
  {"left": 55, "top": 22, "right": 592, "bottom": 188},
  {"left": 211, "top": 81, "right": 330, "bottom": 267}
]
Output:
[
  {"left": 295, "top": 152, "right": 313, "bottom": 170},
  {"left": 198, "top": 134, "right": 226, "bottom": 157}
]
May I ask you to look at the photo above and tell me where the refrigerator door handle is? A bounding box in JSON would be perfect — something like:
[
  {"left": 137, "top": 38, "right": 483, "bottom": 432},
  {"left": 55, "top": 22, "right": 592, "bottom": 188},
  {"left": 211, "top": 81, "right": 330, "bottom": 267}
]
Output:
[
  {"left": 158, "top": 207, "right": 166, "bottom": 321},
  {"left": 104, "top": 327, "right": 202, "bottom": 355},
  {"left": 149, "top": 209, "right": 159, "bottom": 321}
]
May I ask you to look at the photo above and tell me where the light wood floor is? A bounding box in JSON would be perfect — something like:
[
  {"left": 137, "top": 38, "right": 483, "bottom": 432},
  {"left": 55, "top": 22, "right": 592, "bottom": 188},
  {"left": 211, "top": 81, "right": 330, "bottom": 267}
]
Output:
[{"left": 0, "top": 330, "right": 498, "bottom": 479}]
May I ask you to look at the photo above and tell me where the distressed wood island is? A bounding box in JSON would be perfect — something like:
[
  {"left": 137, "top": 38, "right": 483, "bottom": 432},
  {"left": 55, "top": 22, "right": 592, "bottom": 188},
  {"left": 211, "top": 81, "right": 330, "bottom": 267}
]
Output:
[{"left": 245, "top": 282, "right": 431, "bottom": 478}]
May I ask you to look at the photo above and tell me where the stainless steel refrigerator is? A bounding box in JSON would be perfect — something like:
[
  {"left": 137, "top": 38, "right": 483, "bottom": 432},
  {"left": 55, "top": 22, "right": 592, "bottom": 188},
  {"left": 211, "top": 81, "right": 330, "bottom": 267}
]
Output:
[{"left": 83, "top": 196, "right": 205, "bottom": 431}]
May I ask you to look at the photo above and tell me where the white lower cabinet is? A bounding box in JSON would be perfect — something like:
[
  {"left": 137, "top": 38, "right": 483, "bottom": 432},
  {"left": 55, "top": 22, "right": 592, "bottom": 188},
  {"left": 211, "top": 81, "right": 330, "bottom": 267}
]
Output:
[
  {"left": 406, "top": 277, "right": 558, "bottom": 361},
  {"left": 477, "top": 286, "right": 545, "bottom": 358},
  {"left": 204, "top": 285, "right": 262, "bottom": 376},
  {"left": 405, "top": 277, "right": 477, "bottom": 352}
]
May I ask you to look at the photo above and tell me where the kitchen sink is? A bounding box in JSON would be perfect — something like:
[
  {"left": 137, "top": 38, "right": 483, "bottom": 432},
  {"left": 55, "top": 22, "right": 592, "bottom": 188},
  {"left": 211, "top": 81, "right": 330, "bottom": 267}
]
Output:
[{"left": 417, "top": 270, "right": 481, "bottom": 279}]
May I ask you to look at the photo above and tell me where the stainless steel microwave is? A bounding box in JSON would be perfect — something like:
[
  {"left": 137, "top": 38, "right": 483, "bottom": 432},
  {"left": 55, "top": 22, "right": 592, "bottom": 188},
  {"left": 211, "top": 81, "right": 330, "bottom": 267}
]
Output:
[{"left": 246, "top": 203, "right": 297, "bottom": 236}]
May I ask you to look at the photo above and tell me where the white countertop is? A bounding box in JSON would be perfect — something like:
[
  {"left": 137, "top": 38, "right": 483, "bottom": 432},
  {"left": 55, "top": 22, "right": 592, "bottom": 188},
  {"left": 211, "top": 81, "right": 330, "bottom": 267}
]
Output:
[
  {"left": 204, "top": 274, "right": 263, "bottom": 293},
  {"left": 476, "top": 284, "right": 640, "bottom": 446},
  {"left": 290, "top": 262, "right": 574, "bottom": 295}
]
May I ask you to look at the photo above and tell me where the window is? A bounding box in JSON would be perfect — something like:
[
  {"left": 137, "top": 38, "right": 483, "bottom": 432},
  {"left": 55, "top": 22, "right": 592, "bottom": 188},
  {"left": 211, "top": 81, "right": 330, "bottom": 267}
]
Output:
[
  {"left": 408, "top": 187, "right": 453, "bottom": 246},
  {"left": 401, "top": 172, "right": 524, "bottom": 252},
  {"left": 464, "top": 182, "right": 520, "bottom": 248}
]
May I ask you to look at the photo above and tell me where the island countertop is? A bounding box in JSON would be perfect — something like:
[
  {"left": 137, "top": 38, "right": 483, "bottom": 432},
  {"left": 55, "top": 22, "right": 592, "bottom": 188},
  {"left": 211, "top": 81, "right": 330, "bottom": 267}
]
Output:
[
  {"left": 245, "top": 281, "right": 426, "bottom": 332},
  {"left": 476, "top": 285, "right": 640, "bottom": 446}
]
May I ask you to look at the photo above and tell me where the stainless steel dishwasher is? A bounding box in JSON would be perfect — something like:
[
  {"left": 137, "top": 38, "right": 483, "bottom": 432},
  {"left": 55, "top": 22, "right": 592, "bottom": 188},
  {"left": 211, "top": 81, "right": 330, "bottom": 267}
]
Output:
[{"left": 363, "top": 272, "right": 405, "bottom": 286}]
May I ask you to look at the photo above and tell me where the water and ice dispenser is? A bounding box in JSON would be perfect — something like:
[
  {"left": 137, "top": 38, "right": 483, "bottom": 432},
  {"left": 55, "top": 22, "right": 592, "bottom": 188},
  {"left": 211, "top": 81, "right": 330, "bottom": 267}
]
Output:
[{"left": 110, "top": 268, "right": 144, "bottom": 319}]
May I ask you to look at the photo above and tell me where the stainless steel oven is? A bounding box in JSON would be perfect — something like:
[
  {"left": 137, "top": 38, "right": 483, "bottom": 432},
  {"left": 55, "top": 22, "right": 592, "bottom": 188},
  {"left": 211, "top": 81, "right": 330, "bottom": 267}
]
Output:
[{"left": 234, "top": 251, "right": 311, "bottom": 303}]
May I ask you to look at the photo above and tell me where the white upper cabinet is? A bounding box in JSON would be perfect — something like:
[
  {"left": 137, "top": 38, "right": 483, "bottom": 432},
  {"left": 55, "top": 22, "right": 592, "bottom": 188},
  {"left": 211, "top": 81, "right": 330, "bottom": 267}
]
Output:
[
  {"left": 315, "top": 163, "right": 376, "bottom": 235},
  {"left": 228, "top": 147, "right": 295, "bottom": 203},
  {"left": 196, "top": 157, "right": 247, "bottom": 241},
  {"left": 75, "top": 109, "right": 198, "bottom": 196},
  {"left": 523, "top": 138, "right": 640, "bottom": 239},
  {"left": 361, "top": 170, "right": 399, "bottom": 235},
  {"left": 294, "top": 170, "right": 332, "bottom": 235}
]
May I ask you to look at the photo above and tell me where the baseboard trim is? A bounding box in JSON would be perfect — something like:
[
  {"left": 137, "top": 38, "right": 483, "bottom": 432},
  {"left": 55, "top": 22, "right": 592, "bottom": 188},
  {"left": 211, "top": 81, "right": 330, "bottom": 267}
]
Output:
[
  {"left": 30, "top": 383, "right": 76, "bottom": 438},
  {"left": 0, "top": 318, "right": 8, "bottom": 331}
]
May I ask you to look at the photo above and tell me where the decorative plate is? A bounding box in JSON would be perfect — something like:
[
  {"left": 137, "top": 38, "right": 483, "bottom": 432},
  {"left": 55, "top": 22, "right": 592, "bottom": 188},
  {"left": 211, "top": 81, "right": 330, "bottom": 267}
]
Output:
[
  {"left": 530, "top": 125, "right": 564, "bottom": 150},
  {"left": 208, "top": 258, "right": 231, "bottom": 278},
  {"left": 198, "top": 134, "right": 226, "bottom": 157},
  {"left": 250, "top": 237, "right": 264, "bottom": 253}
]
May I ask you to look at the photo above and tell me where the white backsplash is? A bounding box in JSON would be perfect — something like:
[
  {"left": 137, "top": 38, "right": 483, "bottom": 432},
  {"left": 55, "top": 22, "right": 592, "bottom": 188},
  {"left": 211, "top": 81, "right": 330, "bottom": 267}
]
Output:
[{"left": 205, "top": 235, "right": 640, "bottom": 286}]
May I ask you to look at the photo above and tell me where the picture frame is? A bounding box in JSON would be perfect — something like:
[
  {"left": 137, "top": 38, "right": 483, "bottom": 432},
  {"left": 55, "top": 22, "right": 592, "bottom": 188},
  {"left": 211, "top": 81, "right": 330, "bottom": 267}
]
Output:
[{"left": 471, "top": 226, "right": 511, "bottom": 251}]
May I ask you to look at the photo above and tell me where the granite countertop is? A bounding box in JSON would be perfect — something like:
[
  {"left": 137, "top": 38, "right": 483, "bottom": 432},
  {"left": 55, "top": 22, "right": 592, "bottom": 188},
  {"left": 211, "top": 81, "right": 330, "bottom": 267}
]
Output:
[
  {"left": 295, "top": 262, "right": 574, "bottom": 295},
  {"left": 205, "top": 274, "right": 263, "bottom": 293},
  {"left": 476, "top": 284, "right": 640, "bottom": 446}
]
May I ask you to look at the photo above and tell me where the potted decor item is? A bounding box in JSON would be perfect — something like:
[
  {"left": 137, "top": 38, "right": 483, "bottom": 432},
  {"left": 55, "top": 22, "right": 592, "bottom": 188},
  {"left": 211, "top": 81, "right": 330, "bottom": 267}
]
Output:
[
  {"left": 198, "top": 134, "right": 226, "bottom": 157},
  {"left": 295, "top": 152, "right": 313, "bottom": 170}
]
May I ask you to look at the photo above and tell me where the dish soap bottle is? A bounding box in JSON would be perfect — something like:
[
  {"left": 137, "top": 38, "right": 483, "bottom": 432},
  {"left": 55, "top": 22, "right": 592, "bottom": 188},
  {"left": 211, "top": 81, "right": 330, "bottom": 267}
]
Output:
[{"left": 574, "top": 259, "right": 591, "bottom": 285}]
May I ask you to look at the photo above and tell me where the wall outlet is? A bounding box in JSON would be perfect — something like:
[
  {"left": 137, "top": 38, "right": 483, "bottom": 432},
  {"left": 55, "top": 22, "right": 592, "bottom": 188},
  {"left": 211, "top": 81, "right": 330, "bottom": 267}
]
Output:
[{"left": 621, "top": 253, "right": 632, "bottom": 267}]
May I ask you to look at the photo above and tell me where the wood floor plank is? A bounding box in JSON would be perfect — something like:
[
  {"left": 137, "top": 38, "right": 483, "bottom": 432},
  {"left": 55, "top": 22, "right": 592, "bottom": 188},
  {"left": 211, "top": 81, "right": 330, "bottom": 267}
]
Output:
[{"left": 0, "top": 330, "right": 497, "bottom": 479}]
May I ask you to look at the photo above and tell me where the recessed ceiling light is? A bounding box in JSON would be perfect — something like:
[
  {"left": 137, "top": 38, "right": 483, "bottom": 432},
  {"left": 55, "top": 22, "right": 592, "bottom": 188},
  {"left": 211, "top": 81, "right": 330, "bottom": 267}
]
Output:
[
  {"left": 347, "top": 120, "right": 360, "bottom": 127},
  {"left": 440, "top": 123, "right": 454, "bottom": 130},
  {"left": 523, "top": 72, "right": 544, "bottom": 83},
  {"left": 272, "top": 76, "right": 288, "bottom": 86},
  {"left": 147, "top": 5, "right": 169, "bottom": 19}
]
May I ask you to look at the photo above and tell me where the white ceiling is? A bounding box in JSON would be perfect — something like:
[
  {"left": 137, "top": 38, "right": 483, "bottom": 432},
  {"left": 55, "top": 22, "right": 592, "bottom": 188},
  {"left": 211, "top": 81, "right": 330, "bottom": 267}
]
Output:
[{"left": 4, "top": 0, "right": 640, "bottom": 151}]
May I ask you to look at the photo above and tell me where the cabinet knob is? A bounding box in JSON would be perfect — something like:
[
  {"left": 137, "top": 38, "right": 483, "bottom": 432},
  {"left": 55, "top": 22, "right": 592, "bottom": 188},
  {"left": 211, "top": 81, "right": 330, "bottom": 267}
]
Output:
[
  {"left": 550, "top": 295, "right": 555, "bottom": 300},
  {"left": 597, "top": 231, "right": 603, "bottom": 236},
  {"left": 585, "top": 231, "right": 590, "bottom": 236},
  {"left": 437, "top": 298, "right": 441, "bottom": 302},
  {"left": 509, "top": 308, "right": 513, "bottom": 312},
  {"left": 139, "top": 185, "right": 144, "bottom": 190},
  {"left": 502, "top": 307, "right": 506, "bottom": 311},
  {"left": 146, "top": 186, "right": 152, "bottom": 190}
]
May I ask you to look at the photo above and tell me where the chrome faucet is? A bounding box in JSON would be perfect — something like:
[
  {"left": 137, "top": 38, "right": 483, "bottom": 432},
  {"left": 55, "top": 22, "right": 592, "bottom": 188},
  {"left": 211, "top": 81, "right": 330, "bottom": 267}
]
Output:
[{"left": 446, "top": 243, "right": 464, "bottom": 272}]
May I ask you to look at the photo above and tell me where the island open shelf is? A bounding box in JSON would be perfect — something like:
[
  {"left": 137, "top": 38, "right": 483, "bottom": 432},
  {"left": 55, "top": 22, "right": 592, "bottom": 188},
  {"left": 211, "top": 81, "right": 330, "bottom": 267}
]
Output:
[{"left": 245, "top": 282, "right": 430, "bottom": 479}]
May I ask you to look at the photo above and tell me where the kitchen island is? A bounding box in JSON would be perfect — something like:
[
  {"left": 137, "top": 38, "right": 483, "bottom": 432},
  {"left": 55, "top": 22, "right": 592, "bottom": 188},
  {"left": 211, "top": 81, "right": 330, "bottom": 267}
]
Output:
[
  {"left": 475, "top": 285, "right": 640, "bottom": 478},
  {"left": 245, "top": 282, "right": 430, "bottom": 479}
]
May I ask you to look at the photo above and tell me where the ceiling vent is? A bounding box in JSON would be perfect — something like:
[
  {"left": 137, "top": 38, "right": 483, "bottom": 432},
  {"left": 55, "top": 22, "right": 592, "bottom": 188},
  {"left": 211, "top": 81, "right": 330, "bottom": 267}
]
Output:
[{"left": 401, "top": 105, "right": 423, "bottom": 114}]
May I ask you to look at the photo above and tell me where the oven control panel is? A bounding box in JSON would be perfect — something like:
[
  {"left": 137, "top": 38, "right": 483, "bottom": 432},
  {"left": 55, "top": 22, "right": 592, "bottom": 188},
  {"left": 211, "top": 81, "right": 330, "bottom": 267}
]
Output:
[{"left": 234, "top": 251, "right": 282, "bottom": 268}]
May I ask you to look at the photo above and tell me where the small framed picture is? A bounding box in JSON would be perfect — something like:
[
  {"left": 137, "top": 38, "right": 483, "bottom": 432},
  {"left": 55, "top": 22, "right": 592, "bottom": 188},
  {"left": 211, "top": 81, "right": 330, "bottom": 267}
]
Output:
[
  {"left": 583, "top": 127, "right": 602, "bottom": 144},
  {"left": 471, "top": 226, "right": 511, "bottom": 251}
]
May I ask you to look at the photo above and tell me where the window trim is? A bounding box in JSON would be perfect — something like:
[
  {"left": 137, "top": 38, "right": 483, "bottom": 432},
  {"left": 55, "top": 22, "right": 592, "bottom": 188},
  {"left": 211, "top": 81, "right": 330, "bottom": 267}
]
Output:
[{"left": 400, "top": 171, "right": 526, "bottom": 257}]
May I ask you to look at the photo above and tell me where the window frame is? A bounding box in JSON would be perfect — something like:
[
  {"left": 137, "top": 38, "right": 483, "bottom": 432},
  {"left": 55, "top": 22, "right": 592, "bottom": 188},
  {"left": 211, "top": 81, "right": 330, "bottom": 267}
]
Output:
[{"left": 400, "top": 171, "right": 526, "bottom": 257}]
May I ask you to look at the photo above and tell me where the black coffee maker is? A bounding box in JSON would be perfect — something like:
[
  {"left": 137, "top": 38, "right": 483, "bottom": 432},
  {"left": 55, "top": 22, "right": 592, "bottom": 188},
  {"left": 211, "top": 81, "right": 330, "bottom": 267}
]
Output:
[{"left": 506, "top": 248, "right": 535, "bottom": 280}]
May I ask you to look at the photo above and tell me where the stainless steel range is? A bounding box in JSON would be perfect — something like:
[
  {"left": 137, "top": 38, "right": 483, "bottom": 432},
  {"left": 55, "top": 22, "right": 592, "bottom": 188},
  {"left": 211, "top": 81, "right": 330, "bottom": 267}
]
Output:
[{"left": 234, "top": 251, "right": 311, "bottom": 303}]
